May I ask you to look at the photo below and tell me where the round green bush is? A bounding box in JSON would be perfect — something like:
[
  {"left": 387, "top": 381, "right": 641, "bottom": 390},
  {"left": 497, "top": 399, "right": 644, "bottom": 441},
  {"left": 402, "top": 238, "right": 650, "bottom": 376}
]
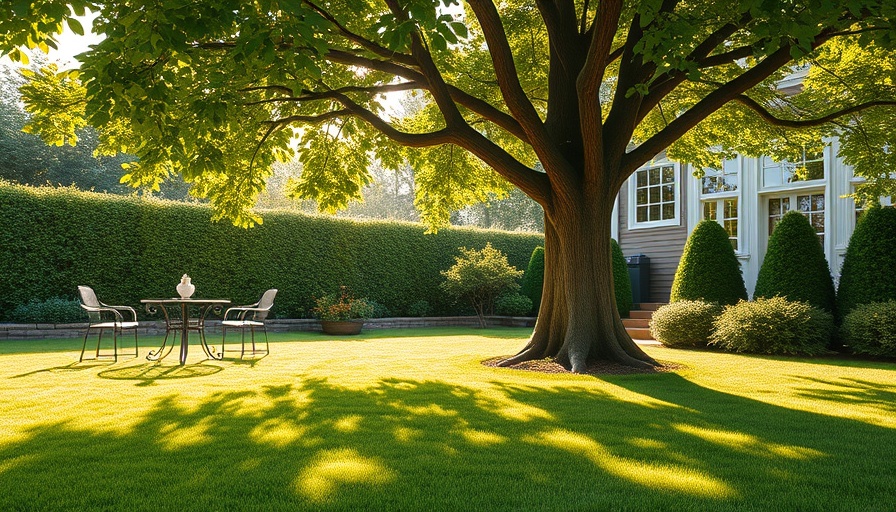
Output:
[
  {"left": 710, "top": 297, "right": 833, "bottom": 356},
  {"left": 520, "top": 246, "right": 544, "bottom": 315},
  {"left": 611, "top": 239, "right": 633, "bottom": 318},
  {"left": 840, "top": 300, "right": 896, "bottom": 357},
  {"left": 649, "top": 300, "right": 722, "bottom": 348},
  {"left": 754, "top": 210, "right": 836, "bottom": 314},
  {"left": 670, "top": 220, "right": 747, "bottom": 305},
  {"left": 837, "top": 205, "right": 896, "bottom": 316},
  {"left": 9, "top": 297, "right": 83, "bottom": 323},
  {"left": 407, "top": 300, "right": 431, "bottom": 317},
  {"left": 495, "top": 293, "right": 534, "bottom": 316}
]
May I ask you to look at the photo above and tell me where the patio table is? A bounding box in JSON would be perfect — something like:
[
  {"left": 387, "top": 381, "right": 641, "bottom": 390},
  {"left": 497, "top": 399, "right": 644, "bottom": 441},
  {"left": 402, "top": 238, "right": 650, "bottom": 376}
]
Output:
[{"left": 141, "top": 298, "right": 230, "bottom": 365}]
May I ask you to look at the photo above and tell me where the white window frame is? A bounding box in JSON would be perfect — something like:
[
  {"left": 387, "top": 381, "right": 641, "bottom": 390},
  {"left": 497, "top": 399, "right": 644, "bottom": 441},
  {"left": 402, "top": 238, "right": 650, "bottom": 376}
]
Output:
[
  {"left": 627, "top": 162, "right": 681, "bottom": 230},
  {"left": 760, "top": 146, "right": 827, "bottom": 191},
  {"left": 697, "top": 158, "right": 742, "bottom": 252}
]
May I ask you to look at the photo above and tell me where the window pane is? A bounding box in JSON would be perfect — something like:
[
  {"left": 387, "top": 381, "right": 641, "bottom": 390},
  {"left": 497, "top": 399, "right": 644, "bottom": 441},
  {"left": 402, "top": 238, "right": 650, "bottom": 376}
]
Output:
[
  {"left": 764, "top": 166, "right": 783, "bottom": 187},
  {"left": 662, "top": 203, "right": 675, "bottom": 220},
  {"left": 662, "top": 184, "right": 675, "bottom": 202},
  {"left": 724, "top": 198, "right": 737, "bottom": 219},
  {"left": 649, "top": 205, "right": 660, "bottom": 220},
  {"left": 637, "top": 170, "right": 647, "bottom": 188},
  {"left": 649, "top": 167, "right": 660, "bottom": 185},
  {"left": 647, "top": 186, "right": 659, "bottom": 203},
  {"left": 703, "top": 201, "right": 717, "bottom": 220},
  {"left": 798, "top": 195, "right": 811, "bottom": 212},
  {"left": 662, "top": 166, "right": 675, "bottom": 183},
  {"left": 782, "top": 197, "right": 791, "bottom": 212},
  {"left": 637, "top": 206, "right": 648, "bottom": 222},
  {"left": 769, "top": 198, "right": 781, "bottom": 216},
  {"left": 636, "top": 188, "right": 648, "bottom": 205},
  {"left": 730, "top": 239, "right": 738, "bottom": 251},
  {"left": 702, "top": 176, "right": 717, "bottom": 195},
  {"left": 811, "top": 212, "right": 825, "bottom": 232},
  {"left": 724, "top": 219, "right": 737, "bottom": 238},
  {"left": 813, "top": 194, "right": 825, "bottom": 211}
]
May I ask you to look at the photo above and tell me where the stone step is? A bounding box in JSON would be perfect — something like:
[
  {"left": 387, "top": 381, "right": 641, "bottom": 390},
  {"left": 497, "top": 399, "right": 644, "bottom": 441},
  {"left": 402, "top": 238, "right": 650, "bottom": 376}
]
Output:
[
  {"left": 626, "top": 327, "right": 654, "bottom": 340},
  {"left": 635, "top": 302, "right": 666, "bottom": 311},
  {"left": 629, "top": 310, "right": 654, "bottom": 320},
  {"left": 622, "top": 318, "right": 649, "bottom": 328}
]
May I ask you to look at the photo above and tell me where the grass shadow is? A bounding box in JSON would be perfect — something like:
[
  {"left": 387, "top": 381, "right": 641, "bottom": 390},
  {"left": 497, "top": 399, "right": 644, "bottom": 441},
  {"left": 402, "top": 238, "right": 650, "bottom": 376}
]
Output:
[{"left": 1, "top": 370, "right": 894, "bottom": 510}]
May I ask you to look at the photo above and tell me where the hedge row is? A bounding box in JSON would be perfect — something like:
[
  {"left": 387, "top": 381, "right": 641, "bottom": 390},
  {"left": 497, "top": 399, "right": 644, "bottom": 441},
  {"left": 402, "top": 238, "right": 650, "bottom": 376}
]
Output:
[{"left": 0, "top": 184, "right": 543, "bottom": 320}]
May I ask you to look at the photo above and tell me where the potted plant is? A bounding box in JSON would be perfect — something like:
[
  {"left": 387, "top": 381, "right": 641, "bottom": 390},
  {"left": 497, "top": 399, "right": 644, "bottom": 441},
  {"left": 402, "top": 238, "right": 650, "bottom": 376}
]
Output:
[{"left": 313, "top": 286, "right": 374, "bottom": 335}]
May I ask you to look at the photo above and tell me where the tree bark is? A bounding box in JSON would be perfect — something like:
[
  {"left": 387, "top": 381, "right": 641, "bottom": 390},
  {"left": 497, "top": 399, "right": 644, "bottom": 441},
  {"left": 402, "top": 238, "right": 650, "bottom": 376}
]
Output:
[{"left": 500, "top": 190, "right": 657, "bottom": 372}]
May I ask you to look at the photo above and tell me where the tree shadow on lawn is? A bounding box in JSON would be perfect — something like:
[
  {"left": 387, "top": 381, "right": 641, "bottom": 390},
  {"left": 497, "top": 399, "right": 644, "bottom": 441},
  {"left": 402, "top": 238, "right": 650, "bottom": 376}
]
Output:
[
  {"left": 0, "top": 373, "right": 893, "bottom": 511},
  {"left": 788, "top": 375, "right": 896, "bottom": 414}
]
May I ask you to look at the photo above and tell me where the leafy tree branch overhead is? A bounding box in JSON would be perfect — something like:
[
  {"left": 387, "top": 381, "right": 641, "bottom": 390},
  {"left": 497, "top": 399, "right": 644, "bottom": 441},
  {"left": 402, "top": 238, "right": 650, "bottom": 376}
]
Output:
[{"left": 3, "top": 0, "right": 896, "bottom": 370}]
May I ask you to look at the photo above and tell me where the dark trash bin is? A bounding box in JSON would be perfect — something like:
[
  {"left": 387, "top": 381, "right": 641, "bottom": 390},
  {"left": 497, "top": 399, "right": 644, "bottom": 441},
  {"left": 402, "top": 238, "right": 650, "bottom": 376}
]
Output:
[{"left": 626, "top": 254, "right": 650, "bottom": 305}]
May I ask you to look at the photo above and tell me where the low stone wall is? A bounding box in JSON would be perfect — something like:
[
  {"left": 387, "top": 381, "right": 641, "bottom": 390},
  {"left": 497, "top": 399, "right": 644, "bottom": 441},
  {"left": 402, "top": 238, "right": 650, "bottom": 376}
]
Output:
[{"left": 0, "top": 316, "right": 535, "bottom": 340}]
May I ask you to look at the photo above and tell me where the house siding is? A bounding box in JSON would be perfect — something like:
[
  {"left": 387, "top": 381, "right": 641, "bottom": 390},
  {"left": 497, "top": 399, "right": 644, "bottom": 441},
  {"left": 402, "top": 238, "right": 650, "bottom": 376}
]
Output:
[{"left": 617, "top": 172, "right": 688, "bottom": 303}]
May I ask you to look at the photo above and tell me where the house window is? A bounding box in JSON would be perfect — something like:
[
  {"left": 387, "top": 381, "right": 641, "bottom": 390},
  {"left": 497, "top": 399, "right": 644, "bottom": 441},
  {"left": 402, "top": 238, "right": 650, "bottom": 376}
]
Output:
[
  {"left": 702, "top": 159, "right": 738, "bottom": 194},
  {"left": 762, "top": 148, "right": 825, "bottom": 187},
  {"left": 703, "top": 198, "right": 739, "bottom": 250},
  {"left": 630, "top": 164, "right": 679, "bottom": 228},
  {"left": 768, "top": 193, "right": 825, "bottom": 244}
]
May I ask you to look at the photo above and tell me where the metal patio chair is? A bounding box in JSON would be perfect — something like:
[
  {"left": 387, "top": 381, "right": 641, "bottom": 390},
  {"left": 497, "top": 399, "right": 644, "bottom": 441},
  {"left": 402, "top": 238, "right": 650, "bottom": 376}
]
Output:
[
  {"left": 221, "top": 289, "right": 277, "bottom": 358},
  {"left": 77, "top": 285, "right": 139, "bottom": 362}
]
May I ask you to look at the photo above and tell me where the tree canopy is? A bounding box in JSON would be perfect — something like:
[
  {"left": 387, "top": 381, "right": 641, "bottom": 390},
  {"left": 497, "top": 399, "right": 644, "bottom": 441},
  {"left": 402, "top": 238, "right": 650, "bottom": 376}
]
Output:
[{"left": 4, "top": 1, "right": 895, "bottom": 226}]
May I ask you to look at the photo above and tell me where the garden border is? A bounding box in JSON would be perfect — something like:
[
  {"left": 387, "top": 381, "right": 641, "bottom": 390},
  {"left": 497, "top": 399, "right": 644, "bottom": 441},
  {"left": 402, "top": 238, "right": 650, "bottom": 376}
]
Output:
[{"left": 0, "top": 316, "right": 536, "bottom": 340}]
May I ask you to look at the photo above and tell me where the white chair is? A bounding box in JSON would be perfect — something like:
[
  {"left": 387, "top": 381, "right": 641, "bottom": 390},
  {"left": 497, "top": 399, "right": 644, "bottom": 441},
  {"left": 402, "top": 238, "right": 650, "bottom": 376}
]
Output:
[
  {"left": 77, "top": 285, "right": 139, "bottom": 362},
  {"left": 221, "top": 289, "right": 277, "bottom": 358}
]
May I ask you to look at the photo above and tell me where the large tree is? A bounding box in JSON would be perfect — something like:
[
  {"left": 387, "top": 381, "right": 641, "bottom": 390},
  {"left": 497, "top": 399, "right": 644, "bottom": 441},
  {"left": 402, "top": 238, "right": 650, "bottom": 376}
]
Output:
[{"left": 3, "top": 1, "right": 896, "bottom": 371}]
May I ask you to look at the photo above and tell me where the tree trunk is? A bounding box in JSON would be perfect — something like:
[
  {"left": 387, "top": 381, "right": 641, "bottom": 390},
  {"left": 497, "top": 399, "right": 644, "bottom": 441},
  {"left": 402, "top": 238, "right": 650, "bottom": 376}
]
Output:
[{"left": 500, "top": 194, "right": 657, "bottom": 372}]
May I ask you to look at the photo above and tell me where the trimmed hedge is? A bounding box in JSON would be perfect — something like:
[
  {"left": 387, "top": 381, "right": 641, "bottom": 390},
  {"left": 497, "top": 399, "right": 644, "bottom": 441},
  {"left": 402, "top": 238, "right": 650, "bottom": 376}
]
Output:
[
  {"left": 837, "top": 205, "right": 896, "bottom": 316},
  {"left": 611, "top": 239, "right": 633, "bottom": 318},
  {"left": 0, "top": 183, "right": 543, "bottom": 320},
  {"left": 754, "top": 210, "right": 836, "bottom": 314},
  {"left": 840, "top": 301, "right": 896, "bottom": 357},
  {"left": 710, "top": 297, "right": 833, "bottom": 356},
  {"left": 520, "top": 246, "right": 544, "bottom": 314},
  {"left": 650, "top": 300, "right": 722, "bottom": 348},
  {"left": 670, "top": 220, "right": 747, "bottom": 305}
]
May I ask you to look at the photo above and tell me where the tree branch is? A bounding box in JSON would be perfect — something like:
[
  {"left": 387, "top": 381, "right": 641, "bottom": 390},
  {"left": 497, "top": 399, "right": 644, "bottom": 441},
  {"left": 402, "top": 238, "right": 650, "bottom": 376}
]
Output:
[
  {"left": 243, "top": 82, "right": 418, "bottom": 106},
  {"left": 325, "top": 50, "right": 529, "bottom": 141},
  {"left": 734, "top": 95, "right": 896, "bottom": 128},
  {"left": 624, "top": 44, "right": 796, "bottom": 173},
  {"left": 302, "top": 0, "right": 417, "bottom": 67},
  {"left": 577, "top": 0, "right": 622, "bottom": 185}
]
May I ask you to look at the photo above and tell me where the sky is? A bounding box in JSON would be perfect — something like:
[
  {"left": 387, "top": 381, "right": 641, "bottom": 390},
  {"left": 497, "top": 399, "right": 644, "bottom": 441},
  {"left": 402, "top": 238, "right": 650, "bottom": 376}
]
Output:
[{"left": 47, "top": 11, "right": 103, "bottom": 67}]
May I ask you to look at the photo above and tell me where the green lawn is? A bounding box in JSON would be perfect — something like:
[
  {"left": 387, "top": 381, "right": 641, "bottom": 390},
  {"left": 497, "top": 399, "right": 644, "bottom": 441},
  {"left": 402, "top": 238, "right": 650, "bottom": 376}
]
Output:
[{"left": 1, "top": 327, "right": 894, "bottom": 511}]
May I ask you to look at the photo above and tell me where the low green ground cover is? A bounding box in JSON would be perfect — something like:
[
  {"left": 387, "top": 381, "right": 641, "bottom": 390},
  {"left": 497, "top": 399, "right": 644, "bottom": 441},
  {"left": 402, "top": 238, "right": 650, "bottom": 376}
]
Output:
[{"left": 0, "top": 328, "right": 894, "bottom": 511}]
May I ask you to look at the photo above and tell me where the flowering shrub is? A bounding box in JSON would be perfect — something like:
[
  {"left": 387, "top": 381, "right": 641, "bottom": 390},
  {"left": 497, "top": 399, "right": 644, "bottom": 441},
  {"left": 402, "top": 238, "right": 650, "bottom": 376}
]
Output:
[{"left": 312, "top": 287, "right": 374, "bottom": 321}]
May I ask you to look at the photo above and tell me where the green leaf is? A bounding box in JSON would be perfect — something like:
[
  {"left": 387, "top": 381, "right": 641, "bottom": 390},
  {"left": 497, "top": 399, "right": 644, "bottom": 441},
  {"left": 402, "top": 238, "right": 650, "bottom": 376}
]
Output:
[{"left": 66, "top": 18, "right": 84, "bottom": 36}]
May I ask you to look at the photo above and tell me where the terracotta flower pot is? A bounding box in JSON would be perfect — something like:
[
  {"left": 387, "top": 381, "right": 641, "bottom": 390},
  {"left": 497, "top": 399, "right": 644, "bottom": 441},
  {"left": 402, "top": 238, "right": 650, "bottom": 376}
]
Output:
[{"left": 320, "top": 320, "right": 364, "bottom": 335}]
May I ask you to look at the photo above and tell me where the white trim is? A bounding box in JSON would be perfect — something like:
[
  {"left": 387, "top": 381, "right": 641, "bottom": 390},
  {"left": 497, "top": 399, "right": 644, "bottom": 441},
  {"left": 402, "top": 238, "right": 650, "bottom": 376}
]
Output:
[
  {"left": 627, "top": 161, "right": 682, "bottom": 230},
  {"left": 611, "top": 195, "right": 619, "bottom": 241}
]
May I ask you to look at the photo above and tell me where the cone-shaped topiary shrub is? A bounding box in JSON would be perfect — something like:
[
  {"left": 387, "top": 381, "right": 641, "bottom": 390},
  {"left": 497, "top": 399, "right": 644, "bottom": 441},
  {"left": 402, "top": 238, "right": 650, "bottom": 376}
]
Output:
[
  {"left": 670, "top": 220, "right": 747, "bottom": 305},
  {"left": 837, "top": 205, "right": 896, "bottom": 316},
  {"left": 754, "top": 210, "right": 836, "bottom": 314},
  {"left": 612, "top": 239, "right": 633, "bottom": 318},
  {"left": 520, "top": 246, "right": 544, "bottom": 315}
]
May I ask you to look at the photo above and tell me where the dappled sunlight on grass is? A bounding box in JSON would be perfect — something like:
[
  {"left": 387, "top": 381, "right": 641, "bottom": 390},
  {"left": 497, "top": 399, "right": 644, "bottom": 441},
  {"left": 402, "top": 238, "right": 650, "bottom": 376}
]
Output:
[
  {"left": 250, "top": 418, "right": 307, "bottom": 448},
  {"left": 296, "top": 448, "right": 395, "bottom": 503},
  {"left": 673, "top": 424, "right": 824, "bottom": 460},
  {"left": 0, "top": 329, "right": 893, "bottom": 510},
  {"left": 158, "top": 418, "right": 215, "bottom": 451},
  {"left": 528, "top": 428, "right": 737, "bottom": 498}
]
